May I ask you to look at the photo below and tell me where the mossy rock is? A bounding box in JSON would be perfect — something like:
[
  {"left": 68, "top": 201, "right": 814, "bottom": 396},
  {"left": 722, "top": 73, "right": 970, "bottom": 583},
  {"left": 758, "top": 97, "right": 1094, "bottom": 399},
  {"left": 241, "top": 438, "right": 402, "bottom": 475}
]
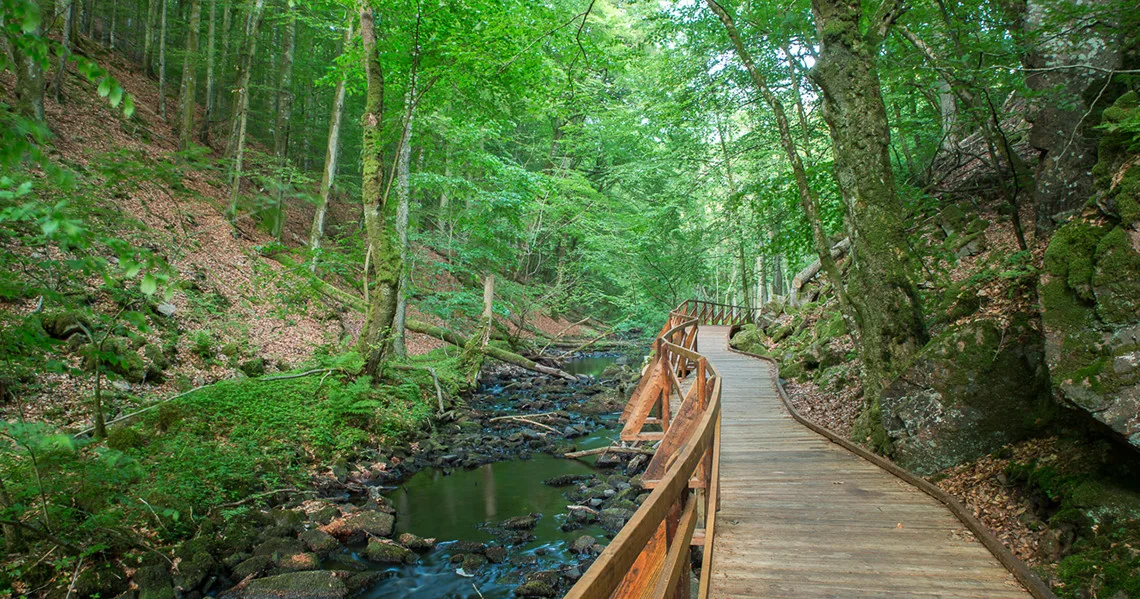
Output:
[
  {"left": 1093, "top": 91, "right": 1140, "bottom": 226},
  {"left": 239, "top": 358, "right": 267, "bottom": 377},
  {"left": 39, "top": 311, "right": 90, "bottom": 340},
  {"left": 365, "top": 538, "right": 416, "bottom": 564},
  {"left": 728, "top": 324, "right": 769, "bottom": 356},
  {"left": 242, "top": 571, "right": 347, "bottom": 599},
  {"left": 880, "top": 316, "right": 1055, "bottom": 474},
  {"left": 1041, "top": 218, "right": 1140, "bottom": 449},
  {"left": 84, "top": 337, "right": 148, "bottom": 383}
]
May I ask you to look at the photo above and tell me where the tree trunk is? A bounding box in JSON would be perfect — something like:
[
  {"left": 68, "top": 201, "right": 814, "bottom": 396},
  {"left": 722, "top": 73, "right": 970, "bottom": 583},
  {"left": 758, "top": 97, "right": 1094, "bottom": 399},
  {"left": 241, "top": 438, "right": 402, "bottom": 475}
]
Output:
[
  {"left": 459, "top": 275, "right": 495, "bottom": 382},
  {"left": 226, "top": 0, "right": 264, "bottom": 216},
  {"left": 83, "top": 0, "right": 94, "bottom": 38},
  {"left": 200, "top": 0, "right": 216, "bottom": 143},
  {"left": 215, "top": 0, "right": 230, "bottom": 128},
  {"left": 309, "top": 18, "right": 353, "bottom": 266},
  {"left": 271, "top": 0, "right": 296, "bottom": 239},
  {"left": 178, "top": 0, "right": 201, "bottom": 150},
  {"left": 53, "top": 0, "right": 74, "bottom": 102},
  {"left": 437, "top": 142, "right": 451, "bottom": 233},
  {"left": 157, "top": 0, "right": 167, "bottom": 119},
  {"left": 810, "top": 0, "right": 927, "bottom": 450},
  {"left": 108, "top": 0, "right": 118, "bottom": 48},
  {"left": 392, "top": 93, "right": 415, "bottom": 359},
  {"left": 357, "top": 4, "right": 402, "bottom": 376},
  {"left": 12, "top": 22, "right": 44, "bottom": 120},
  {"left": 143, "top": 0, "right": 157, "bottom": 75}
]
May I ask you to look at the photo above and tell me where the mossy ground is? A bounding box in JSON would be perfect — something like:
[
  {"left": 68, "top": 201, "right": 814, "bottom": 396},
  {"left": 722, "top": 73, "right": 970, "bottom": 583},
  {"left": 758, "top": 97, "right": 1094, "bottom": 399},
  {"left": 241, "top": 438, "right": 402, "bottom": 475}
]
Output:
[{"left": 1005, "top": 436, "right": 1140, "bottom": 597}]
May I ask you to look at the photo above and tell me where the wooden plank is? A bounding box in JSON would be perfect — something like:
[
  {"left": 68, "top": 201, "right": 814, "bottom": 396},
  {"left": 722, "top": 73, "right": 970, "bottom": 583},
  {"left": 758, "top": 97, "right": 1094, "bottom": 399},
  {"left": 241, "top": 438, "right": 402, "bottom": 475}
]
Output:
[
  {"left": 652, "top": 496, "right": 698, "bottom": 599},
  {"left": 612, "top": 522, "right": 668, "bottom": 599}
]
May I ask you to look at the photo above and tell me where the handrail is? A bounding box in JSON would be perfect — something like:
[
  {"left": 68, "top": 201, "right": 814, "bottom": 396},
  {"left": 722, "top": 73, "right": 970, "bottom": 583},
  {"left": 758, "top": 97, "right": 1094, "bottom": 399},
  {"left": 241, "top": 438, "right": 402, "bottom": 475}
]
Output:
[{"left": 565, "top": 300, "right": 753, "bottom": 599}]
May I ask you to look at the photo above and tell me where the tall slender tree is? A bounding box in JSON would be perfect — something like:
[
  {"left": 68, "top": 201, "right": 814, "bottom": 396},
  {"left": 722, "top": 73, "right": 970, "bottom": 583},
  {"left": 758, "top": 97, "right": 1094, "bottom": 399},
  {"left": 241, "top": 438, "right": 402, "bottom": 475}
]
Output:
[
  {"left": 178, "top": 0, "right": 202, "bottom": 149},
  {"left": 309, "top": 18, "right": 354, "bottom": 266}
]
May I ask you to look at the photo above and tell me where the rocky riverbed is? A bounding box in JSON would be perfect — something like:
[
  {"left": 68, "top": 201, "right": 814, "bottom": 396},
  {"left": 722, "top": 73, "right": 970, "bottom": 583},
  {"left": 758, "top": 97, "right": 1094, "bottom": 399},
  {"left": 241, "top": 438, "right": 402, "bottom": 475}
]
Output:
[{"left": 108, "top": 355, "right": 652, "bottom": 599}]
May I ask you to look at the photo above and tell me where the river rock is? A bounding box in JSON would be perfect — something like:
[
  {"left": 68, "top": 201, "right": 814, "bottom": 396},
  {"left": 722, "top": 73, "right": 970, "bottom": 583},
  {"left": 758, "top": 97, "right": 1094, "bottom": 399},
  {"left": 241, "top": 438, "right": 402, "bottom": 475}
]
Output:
[
  {"left": 484, "top": 546, "right": 508, "bottom": 564},
  {"left": 396, "top": 532, "right": 436, "bottom": 551},
  {"left": 449, "top": 540, "right": 486, "bottom": 554},
  {"left": 253, "top": 537, "right": 305, "bottom": 558},
  {"left": 321, "top": 510, "right": 394, "bottom": 543},
  {"left": 365, "top": 538, "right": 417, "bottom": 564},
  {"left": 571, "top": 535, "right": 596, "bottom": 555},
  {"left": 514, "top": 580, "right": 557, "bottom": 597},
  {"left": 299, "top": 529, "right": 339, "bottom": 556},
  {"left": 231, "top": 555, "right": 274, "bottom": 580},
  {"left": 500, "top": 513, "right": 539, "bottom": 530},
  {"left": 276, "top": 552, "right": 321, "bottom": 572},
  {"left": 241, "top": 571, "right": 347, "bottom": 599},
  {"left": 134, "top": 565, "right": 174, "bottom": 599},
  {"left": 544, "top": 474, "right": 591, "bottom": 486}
]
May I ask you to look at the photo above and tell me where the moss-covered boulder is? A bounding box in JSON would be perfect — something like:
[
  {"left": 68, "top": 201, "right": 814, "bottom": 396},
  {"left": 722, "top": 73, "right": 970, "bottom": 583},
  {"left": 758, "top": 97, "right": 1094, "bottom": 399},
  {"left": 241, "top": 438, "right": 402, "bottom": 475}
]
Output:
[
  {"left": 1093, "top": 91, "right": 1140, "bottom": 227},
  {"left": 241, "top": 571, "right": 347, "bottom": 599},
  {"left": 320, "top": 510, "right": 394, "bottom": 544},
  {"left": 880, "top": 316, "right": 1054, "bottom": 474},
  {"left": 1041, "top": 217, "right": 1140, "bottom": 449},
  {"left": 728, "top": 324, "right": 770, "bottom": 356},
  {"left": 84, "top": 337, "right": 147, "bottom": 383},
  {"left": 364, "top": 538, "right": 417, "bottom": 564}
]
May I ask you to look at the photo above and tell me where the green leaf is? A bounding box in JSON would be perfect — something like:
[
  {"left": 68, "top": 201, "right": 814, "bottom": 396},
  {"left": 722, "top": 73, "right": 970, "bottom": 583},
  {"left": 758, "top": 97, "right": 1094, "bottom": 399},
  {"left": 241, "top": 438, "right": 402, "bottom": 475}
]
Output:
[
  {"left": 123, "top": 95, "right": 136, "bottom": 119},
  {"left": 98, "top": 78, "right": 112, "bottom": 98},
  {"left": 109, "top": 86, "right": 123, "bottom": 107},
  {"left": 140, "top": 274, "right": 158, "bottom": 296}
]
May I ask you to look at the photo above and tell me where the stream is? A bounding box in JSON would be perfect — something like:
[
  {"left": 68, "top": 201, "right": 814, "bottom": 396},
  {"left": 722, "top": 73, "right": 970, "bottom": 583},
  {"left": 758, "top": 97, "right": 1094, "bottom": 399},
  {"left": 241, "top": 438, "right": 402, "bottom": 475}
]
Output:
[{"left": 359, "top": 354, "right": 630, "bottom": 599}]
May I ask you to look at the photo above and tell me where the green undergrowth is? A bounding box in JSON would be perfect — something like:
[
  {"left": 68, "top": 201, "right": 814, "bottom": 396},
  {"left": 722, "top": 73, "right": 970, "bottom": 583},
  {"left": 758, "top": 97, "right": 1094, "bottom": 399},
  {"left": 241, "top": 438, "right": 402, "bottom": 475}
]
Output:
[
  {"left": 0, "top": 351, "right": 444, "bottom": 589},
  {"left": 1005, "top": 438, "right": 1140, "bottom": 597}
]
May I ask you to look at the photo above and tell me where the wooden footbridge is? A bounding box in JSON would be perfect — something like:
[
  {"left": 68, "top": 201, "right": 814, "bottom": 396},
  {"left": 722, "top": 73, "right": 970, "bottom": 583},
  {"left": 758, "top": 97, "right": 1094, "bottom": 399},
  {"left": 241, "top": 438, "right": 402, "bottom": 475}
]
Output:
[{"left": 565, "top": 300, "right": 1052, "bottom": 599}]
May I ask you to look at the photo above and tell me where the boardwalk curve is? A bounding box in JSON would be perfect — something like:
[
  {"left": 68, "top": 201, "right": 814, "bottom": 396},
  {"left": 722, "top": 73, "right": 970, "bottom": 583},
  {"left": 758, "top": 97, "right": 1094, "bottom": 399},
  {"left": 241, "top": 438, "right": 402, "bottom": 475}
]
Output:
[
  {"left": 701, "top": 325, "right": 1029, "bottom": 598},
  {"left": 566, "top": 301, "right": 1043, "bottom": 599}
]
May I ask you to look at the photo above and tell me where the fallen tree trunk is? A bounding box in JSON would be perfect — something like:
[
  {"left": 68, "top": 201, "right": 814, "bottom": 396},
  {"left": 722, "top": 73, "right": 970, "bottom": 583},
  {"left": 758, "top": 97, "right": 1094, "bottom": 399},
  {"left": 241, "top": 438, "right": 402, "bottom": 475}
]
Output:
[
  {"left": 791, "top": 237, "right": 851, "bottom": 292},
  {"left": 405, "top": 319, "right": 578, "bottom": 381},
  {"left": 270, "top": 254, "right": 580, "bottom": 381}
]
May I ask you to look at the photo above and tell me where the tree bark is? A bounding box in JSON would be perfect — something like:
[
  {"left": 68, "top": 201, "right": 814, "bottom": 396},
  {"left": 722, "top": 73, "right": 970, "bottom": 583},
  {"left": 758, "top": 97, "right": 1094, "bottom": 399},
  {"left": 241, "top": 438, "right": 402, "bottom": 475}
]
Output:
[
  {"left": 392, "top": 92, "right": 415, "bottom": 359},
  {"left": 357, "top": 4, "right": 402, "bottom": 376},
  {"left": 12, "top": 22, "right": 44, "bottom": 120},
  {"left": 309, "top": 18, "right": 353, "bottom": 266},
  {"left": 215, "top": 0, "right": 231, "bottom": 128},
  {"left": 178, "top": 0, "right": 202, "bottom": 150},
  {"left": 810, "top": 0, "right": 927, "bottom": 449},
  {"left": 109, "top": 0, "right": 117, "bottom": 49},
  {"left": 200, "top": 0, "right": 216, "bottom": 143}
]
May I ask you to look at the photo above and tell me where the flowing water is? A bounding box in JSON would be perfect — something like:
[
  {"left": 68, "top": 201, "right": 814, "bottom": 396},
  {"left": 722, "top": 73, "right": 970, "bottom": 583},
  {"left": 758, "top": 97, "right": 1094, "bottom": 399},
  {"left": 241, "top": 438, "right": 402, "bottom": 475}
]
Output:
[{"left": 361, "top": 428, "right": 620, "bottom": 598}]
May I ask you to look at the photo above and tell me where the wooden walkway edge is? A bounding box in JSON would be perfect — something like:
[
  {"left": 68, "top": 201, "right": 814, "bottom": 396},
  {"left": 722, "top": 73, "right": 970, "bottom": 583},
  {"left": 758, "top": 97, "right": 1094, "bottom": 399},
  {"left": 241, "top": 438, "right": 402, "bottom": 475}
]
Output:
[{"left": 701, "top": 325, "right": 1038, "bottom": 598}]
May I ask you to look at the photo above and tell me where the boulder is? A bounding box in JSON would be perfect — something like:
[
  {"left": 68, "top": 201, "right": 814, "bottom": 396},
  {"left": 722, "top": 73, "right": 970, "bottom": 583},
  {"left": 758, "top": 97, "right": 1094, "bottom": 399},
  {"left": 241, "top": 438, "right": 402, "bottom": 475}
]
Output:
[
  {"left": 1041, "top": 216, "right": 1140, "bottom": 449},
  {"left": 364, "top": 538, "right": 417, "bottom": 564},
  {"left": 881, "top": 316, "right": 1055, "bottom": 474},
  {"left": 241, "top": 571, "right": 346, "bottom": 599},
  {"left": 321, "top": 511, "right": 394, "bottom": 544},
  {"left": 395, "top": 532, "right": 435, "bottom": 552},
  {"left": 133, "top": 565, "right": 174, "bottom": 599},
  {"left": 84, "top": 337, "right": 147, "bottom": 383},
  {"left": 299, "top": 529, "right": 340, "bottom": 556},
  {"left": 571, "top": 535, "right": 596, "bottom": 555}
]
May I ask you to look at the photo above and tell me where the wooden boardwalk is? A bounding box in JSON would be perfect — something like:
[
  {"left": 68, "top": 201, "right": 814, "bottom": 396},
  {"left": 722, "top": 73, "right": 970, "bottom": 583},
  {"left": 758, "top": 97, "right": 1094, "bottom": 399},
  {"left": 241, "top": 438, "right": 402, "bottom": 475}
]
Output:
[{"left": 700, "top": 326, "right": 1029, "bottom": 598}]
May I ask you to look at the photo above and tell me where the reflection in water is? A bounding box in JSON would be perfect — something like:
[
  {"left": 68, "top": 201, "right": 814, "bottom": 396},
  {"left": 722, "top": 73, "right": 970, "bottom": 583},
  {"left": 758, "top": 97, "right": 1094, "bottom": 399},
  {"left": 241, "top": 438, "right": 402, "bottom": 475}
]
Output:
[{"left": 563, "top": 354, "right": 620, "bottom": 377}]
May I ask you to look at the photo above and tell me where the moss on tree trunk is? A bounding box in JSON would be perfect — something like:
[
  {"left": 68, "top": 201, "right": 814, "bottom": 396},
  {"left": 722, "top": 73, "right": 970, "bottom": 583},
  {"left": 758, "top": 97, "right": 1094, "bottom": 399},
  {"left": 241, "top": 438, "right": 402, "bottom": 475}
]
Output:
[{"left": 810, "top": 0, "right": 927, "bottom": 452}]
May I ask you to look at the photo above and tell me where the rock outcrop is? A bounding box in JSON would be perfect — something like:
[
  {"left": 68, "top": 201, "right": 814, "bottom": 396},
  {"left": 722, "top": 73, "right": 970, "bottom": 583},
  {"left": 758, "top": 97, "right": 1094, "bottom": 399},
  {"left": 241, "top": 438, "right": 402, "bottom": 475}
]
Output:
[
  {"left": 881, "top": 316, "right": 1055, "bottom": 474},
  {"left": 1040, "top": 92, "right": 1140, "bottom": 450}
]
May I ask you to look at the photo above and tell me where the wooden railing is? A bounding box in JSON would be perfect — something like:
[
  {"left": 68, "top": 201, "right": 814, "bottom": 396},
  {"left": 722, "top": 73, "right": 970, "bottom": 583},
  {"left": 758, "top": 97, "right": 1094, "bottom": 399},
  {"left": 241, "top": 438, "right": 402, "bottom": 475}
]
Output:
[
  {"left": 676, "top": 299, "right": 760, "bottom": 327},
  {"left": 563, "top": 300, "right": 751, "bottom": 599}
]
